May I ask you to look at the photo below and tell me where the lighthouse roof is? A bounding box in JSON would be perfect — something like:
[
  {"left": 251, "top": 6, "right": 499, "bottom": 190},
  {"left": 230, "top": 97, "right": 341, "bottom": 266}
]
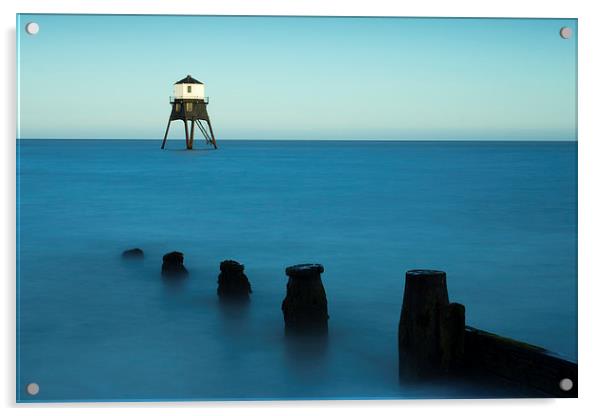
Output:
[{"left": 175, "top": 75, "right": 203, "bottom": 85}]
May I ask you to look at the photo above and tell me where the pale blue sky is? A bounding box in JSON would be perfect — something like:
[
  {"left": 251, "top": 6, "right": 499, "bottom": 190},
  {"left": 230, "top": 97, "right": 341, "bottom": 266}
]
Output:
[{"left": 17, "top": 15, "right": 577, "bottom": 140}]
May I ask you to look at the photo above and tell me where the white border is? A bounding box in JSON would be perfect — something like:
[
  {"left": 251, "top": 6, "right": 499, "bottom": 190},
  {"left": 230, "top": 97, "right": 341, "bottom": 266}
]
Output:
[{"left": 3, "top": 1, "right": 601, "bottom": 415}]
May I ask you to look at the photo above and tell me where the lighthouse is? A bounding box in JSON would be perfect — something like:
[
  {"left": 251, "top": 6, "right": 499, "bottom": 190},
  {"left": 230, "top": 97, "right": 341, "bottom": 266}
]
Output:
[{"left": 161, "top": 75, "right": 217, "bottom": 150}]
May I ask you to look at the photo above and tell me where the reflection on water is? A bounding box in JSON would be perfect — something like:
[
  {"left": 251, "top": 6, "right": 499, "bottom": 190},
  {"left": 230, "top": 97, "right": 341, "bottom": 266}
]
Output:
[
  {"left": 218, "top": 297, "right": 251, "bottom": 322},
  {"left": 283, "top": 331, "right": 330, "bottom": 379}
]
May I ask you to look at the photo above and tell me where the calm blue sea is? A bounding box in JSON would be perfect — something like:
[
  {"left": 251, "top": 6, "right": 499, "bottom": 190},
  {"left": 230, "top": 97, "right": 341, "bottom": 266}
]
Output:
[{"left": 16, "top": 139, "right": 577, "bottom": 401}]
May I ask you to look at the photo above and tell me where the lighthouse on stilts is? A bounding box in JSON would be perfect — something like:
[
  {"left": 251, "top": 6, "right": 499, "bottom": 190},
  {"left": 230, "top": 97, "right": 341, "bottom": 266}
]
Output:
[{"left": 161, "top": 75, "right": 217, "bottom": 150}]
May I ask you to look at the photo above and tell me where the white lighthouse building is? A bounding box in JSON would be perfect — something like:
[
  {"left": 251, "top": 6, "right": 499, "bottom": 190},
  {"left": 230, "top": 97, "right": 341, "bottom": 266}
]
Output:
[{"left": 173, "top": 77, "right": 205, "bottom": 101}]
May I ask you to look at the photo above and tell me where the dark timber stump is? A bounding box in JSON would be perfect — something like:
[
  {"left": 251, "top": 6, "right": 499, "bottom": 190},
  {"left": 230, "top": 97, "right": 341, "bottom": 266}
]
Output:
[
  {"left": 398, "top": 269, "right": 465, "bottom": 378},
  {"left": 464, "top": 326, "right": 577, "bottom": 397},
  {"left": 281, "top": 263, "right": 329, "bottom": 334},
  {"left": 161, "top": 251, "right": 188, "bottom": 277},
  {"left": 440, "top": 302, "right": 466, "bottom": 372},
  {"left": 217, "top": 260, "right": 252, "bottom": 298}
]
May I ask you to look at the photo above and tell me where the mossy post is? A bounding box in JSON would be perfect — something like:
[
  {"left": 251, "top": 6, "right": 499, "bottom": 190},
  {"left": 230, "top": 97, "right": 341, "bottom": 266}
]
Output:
[
  {"left": 281, "top": 264, "right": 329, "bottom": 334},
  {"left": 398, "top": 269, "right": 465, "bottom": 378}
]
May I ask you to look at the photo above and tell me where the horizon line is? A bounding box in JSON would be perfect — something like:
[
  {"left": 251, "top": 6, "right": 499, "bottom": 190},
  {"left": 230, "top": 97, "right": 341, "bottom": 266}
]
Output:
[{"left": 17, "top": 137, "right": 578, "bottom": 142}]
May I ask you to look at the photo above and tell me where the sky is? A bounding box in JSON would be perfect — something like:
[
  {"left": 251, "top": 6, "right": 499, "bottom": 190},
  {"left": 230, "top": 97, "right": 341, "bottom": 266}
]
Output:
[{"left": 17, "top": 14, "right": 577, "bottom": 140}]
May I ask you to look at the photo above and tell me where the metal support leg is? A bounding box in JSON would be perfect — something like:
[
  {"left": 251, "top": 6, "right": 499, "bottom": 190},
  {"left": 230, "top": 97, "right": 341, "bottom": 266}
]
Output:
[
  {"left": 184, "top": 118, "right": 190, "bottom": 150},
  {"left": 161, "top": 119, "right": 172, "bottom": 149},
  {"left": 196, "top": 120, "right": 211, "bottom": 144},
  {"left": 206, "top": 118, "right": 218, "bottom": 149},
  {"left": 189, "top": 119, "right": 195, "bottom": 150}
]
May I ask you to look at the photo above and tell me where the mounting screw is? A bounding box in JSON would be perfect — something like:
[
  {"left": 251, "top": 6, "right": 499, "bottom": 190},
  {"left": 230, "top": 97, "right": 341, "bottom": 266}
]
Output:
[
  {"left": 559, "top": 27, "right": 572, "bottom": 39},
  {"left": 25, "top": 22, "right": 40, "bottom": 35},
  {"left": 559, "top": 378, "right": 573, "bottom": 391},
  {"left": 26, "top": 382, "right": 40, "bottom": 396}
]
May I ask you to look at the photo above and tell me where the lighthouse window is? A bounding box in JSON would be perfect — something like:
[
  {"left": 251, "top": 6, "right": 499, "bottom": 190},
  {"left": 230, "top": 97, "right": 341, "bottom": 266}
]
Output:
[
  {"left": 175, "top": 104, "right": 180, "bottom": 112},
  {"left": 186, "top": 102, "right": 193, "bottom": 112},
  {"left": 187, "top": 86, "right": 192, "bottom": 93}
]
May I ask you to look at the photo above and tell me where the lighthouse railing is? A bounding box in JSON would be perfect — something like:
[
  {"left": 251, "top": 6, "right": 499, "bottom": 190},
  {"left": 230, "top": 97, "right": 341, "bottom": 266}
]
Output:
[{"left": 170, "top": 96, "right": 209, "bottom": 104}]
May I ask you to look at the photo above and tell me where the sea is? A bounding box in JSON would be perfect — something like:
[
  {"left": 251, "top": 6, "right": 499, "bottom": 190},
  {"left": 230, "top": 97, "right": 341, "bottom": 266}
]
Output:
[{"left": 16, "top": 139, "right": 577, "bottom": 402}]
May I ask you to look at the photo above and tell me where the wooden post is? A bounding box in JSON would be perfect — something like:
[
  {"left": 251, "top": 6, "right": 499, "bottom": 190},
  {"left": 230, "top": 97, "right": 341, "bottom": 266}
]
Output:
[
  {"left": 160, "top": 119, "right": 172, "bottom": 149},
  {"left": 398, "top": 269, "right": 465, "bottom": 378},
  {"left": 122, "top": 248, "right": 144, "bottom": 258},
  {"left": 464, "top": 326, "right": 577, "bottom": 397},
  {"left": 184, "top": 118, "right": 191, "bottom": 150},
  {"left": 440, "top": 302, "right": 465, "bottom": 372},
  {"left": 281, "top": 264, "right": 328, "bottom": 334},
  {"left": 217, "top": 260, "right": 252, "bottom": 299},
  {"left": 161, "top": 251, "right": 188, "bottom": 278}
]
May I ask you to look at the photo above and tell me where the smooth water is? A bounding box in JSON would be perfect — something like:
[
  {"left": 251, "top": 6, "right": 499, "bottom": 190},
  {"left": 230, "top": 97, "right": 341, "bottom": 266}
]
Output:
[{"left": 16, "top": 139, "right": 577, "bottom": 401}]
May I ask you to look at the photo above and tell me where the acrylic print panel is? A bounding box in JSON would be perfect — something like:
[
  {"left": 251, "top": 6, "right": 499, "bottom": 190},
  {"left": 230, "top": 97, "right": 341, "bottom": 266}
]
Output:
[{"left": 16, "top": 14, "right": 577, "bottom": 402}]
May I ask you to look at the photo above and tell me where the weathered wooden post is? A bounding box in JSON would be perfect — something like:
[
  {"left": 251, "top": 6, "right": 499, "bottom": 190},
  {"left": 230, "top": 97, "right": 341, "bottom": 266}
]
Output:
[
  {"left": 281, "top": 264, "right": 329, "bottom": 334},
  {"left": 397, "top": 271, "right": 577, "bottom": 396},
  {"left": 161, "top": 251, "right": 188, "bottom": 277},
  {"left": 440, "top": 302, "right": 466, "bottom": 372},
  {"left": 398, "top": 269, "right": 465, "bottom": 378},
  {"left": 464, "top": 326, "right": 578, "bottom": 397},
  {"left": 217, "top": 260, "right": 252, "bottom": 299}
]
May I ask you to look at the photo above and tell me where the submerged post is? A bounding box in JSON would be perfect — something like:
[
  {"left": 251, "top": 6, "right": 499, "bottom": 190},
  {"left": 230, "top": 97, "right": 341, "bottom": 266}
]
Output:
[
  {"left": 217, "top": 260, "right": 252, "bottom": 299},
  {"left": 161, "top": 251, "right": 188, "bottom": 277},
  {"left": 122, "top": 248, "right": 144, "bottom": 259},
  {"left": 281, "top": 263, "right": 329, "bottom": 334},
  {"left": 398, "top": 269, "right": 465, "bottom": 378}
]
